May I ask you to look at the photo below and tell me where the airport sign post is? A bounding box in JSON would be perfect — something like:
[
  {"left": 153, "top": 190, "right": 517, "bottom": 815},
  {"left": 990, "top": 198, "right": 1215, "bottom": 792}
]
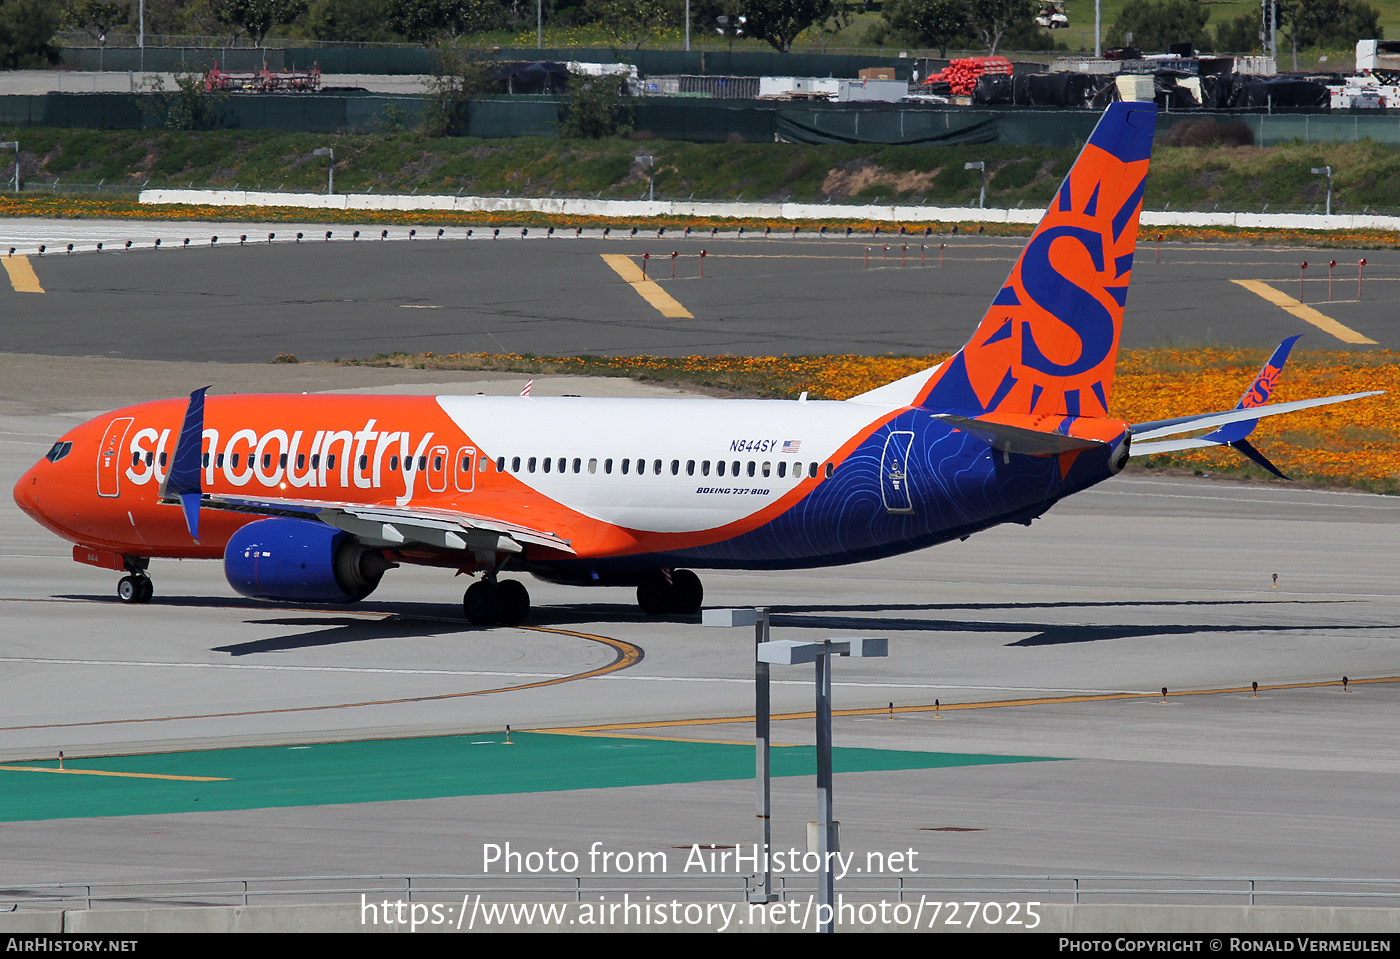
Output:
[
  {"left": 702, "top": 606, "right": 777, "bottom": 903},
  {"left": 0, "top": 142, "right": 17, "bottom": 193},
  {"left": 312, "top": 148, "right": 334, "bottom": 195},
  {"left": 757, "top": 637, "right": 888, "bottom": 933}
]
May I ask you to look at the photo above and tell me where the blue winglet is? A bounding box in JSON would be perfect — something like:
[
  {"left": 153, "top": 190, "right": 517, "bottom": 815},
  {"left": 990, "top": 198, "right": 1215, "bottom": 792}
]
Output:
[
  {"left": 1205, "top": 336, "right": 1302, "bottom": 445},
  {"left": 162, "top": 386, "right": 209, "bottom": 539}
]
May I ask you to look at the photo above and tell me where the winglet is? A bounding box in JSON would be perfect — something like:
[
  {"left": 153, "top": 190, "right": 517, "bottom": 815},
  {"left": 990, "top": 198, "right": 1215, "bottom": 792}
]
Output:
[
  {"left": 159, "top": 386, "right": 209, "bottom": 539},
  {"left": 1203, "top": 334, "right": 1303, "bottom": 445}
]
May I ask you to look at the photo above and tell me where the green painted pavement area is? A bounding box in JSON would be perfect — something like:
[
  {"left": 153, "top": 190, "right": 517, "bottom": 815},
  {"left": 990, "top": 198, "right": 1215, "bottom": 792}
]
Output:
[{"left": 0, "top": 733, "right": 1059, "bottom": 822}]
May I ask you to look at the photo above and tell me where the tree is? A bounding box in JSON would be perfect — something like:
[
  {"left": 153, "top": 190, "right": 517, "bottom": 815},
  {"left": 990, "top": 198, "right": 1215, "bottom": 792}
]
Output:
[
  {"left": 585, "top": 0, "right": 674, "bottom": 50},
  {"left": 745, "top": 0, "right": 837, "bottom": 53},
  {"left": 1214, "top": 10, "right": 1259, "bottom": 53},
  {"left": 0, "top": 0, "right": 62, "bottom": 69},
  {"left": 1277, "top": 0, "right": 1382, "bottom": 69},
  {"left": 559, "top": 70, "right": 632, "bottom": 138},
  {"left": 208, "top": 0, "right": 309, "bottom": 46},
  {"left": 1108, "top": 0, "right": 1209, "bottom": 53},
  {"left": 965, "top": 0, "right": 1035, "bottom": 55},
  {"left": 386, "top": 0, "right": 504, "bottom": 42},
  {"left": 304, "top": 0, "right": 405, "bottom": 42},
  {"left": 882, "top": 0, "right": 970, "bottom": 58},
  {"left": 61, "top": 0, "right": 129, "bottom": 42}
]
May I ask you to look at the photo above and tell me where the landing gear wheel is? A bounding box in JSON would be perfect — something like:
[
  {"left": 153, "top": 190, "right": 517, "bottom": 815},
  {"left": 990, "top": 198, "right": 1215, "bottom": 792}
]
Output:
[
  {"left": 671, "top": 569, "right": 703, "bottom": 615},
  {"left": 496, "top": 580, "right": 531, "bottom": 625},
  {"left": 637, "top": 572, "right": 676, "bottom": 616},
  {"left": 463, "top": 580, "right": 501, "bottom": 626},
  {"left": 117, "top": 575, "right": 152, "bottom": 604}
]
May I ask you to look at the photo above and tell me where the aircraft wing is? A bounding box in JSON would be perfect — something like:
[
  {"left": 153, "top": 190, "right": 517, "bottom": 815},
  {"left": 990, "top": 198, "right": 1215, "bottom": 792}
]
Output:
[{"left": 176, "top": 492, "right": 575, "bottom": 556}]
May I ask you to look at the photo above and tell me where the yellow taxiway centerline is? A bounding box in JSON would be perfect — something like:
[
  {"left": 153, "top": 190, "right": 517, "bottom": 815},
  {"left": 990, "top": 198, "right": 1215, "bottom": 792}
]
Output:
[
  {"left": 601, "top": 254, "right": 693, "bottom": 318},
  {"left": 1231, "top": 279, "right": 1377, "bottom": 345},
  {"left": 536, "top": 675, "right": 1400, "bottom": 734},
  {"left": 0, "top": 765, "right": 228, "bottom": 781},
  {"left": 2, "top": 255, "right": 44, "bottom": 293}
]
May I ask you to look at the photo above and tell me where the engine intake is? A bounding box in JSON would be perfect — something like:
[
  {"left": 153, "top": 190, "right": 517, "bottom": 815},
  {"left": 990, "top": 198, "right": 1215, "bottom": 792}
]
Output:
[{"left": 224, "top": 518, "right": 388, "bottom": 603}]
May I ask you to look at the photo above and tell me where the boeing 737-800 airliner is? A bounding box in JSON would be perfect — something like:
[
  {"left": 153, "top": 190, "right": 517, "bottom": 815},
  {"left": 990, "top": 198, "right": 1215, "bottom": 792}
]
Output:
[{"left": 12, "top": 103, "right": 1381, "bottom": 625}]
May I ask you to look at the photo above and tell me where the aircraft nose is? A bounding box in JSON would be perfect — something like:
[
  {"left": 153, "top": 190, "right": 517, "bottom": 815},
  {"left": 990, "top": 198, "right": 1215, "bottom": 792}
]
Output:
[{"left": 13, "top": 461, "right": 42, "bottom": 519}]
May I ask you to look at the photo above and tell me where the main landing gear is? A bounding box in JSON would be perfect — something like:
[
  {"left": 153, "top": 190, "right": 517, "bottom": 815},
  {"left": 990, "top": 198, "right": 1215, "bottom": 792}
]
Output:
[
  {"left": 463, "top": 575, "right": 530, "bottom": 626},
  {"left": 637, "top": 569, "right": 703, "bottom": 616},
  {"left": 116, "top": 557, "right": 153, "bottom": 604}
]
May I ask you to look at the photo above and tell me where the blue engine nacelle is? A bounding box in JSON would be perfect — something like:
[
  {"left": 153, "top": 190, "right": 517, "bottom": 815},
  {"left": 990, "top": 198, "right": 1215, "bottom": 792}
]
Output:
[{"left": 224, "top": 518, "right": 390, "bottom": 603}]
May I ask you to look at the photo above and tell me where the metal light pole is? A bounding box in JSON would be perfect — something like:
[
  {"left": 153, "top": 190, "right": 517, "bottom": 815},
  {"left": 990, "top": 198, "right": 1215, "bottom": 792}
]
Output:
[
  {"left": 757, "top": 637, "right": 888, "bottom": 934},
  {"left": 1311, "top": 166, "right": 1332, "bottom": 216},
  {"left": 685, "top": 0, "right": 691, "bottom": 52},
  {"left": 312, "top": 147, "right": 334, "bottom": 194},
  {"left": 537, "top": 0, "right": 543, "bottom": 49},
  {"left": 703, "top": 607, "right": 776, "bottom": 903},
  {"left": 0, "top": 142, "right": 17, "bottom": 193},
  {"left": 965, "top": 161, "right": 985, "bottom": 209},
  {"left": 1095, "top": 0, "right": 1101, "bottom": 57}
]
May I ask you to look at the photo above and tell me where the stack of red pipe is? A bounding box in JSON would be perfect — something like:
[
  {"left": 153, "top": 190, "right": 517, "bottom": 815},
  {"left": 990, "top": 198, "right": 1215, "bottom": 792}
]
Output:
[{"left": 923, "top": 56, "right": 1013, "bottom": 95}]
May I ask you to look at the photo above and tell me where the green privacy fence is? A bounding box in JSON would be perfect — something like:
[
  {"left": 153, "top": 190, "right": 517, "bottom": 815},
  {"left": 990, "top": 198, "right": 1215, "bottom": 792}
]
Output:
[
  {"left": 6, "top": 92, "right": 1400, "bottom": 146},
  {"left": 62, "top": 45, "right": 916, "bottom": 78}
]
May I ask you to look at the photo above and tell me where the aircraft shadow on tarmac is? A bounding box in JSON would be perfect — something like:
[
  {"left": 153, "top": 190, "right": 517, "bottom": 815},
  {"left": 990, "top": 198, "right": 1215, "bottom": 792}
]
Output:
[{"left": 56, "top": 593, "right": 1363, "bottom": 654}]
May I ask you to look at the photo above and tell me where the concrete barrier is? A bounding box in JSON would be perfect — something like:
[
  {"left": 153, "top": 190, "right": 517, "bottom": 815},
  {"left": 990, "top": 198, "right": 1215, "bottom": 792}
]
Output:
[
  {"left": 139, "top": 188, "right": 1400, "bottom": 232},
  {"left": 4, "top": 902, "right": 1400, "bottom": 933}
]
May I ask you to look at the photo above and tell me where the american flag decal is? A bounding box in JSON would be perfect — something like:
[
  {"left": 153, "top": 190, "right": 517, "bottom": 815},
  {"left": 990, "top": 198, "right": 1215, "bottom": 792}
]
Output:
[{"left": 782, "top": 440, "right": 802, "bottom": 453}]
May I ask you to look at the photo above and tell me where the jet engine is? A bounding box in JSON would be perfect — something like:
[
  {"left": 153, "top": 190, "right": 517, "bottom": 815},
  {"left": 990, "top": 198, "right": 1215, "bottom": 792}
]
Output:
[{"left": 223, "top": 518, "right": 391, "bottom": 603}]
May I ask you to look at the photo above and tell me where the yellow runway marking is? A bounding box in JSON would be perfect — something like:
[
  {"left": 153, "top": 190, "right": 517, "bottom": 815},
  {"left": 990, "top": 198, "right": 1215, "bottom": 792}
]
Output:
[
  {"left": 0, "top": 625, "right": 643, "bottom": 733},
  {"left": 537, "top": 675, "right": 1400, "bottom": 734},
  {"left": 0, "top": 765, "right": 228, "bottom": 782},
  {"left": 1232, "top": 279, "right": 1377, "bottom": 345},
  {"left": 601, "top": 254, "right": 693, "bottom": 318},
  {"left": 2, "top": 255, "right": 43, "bottom": 293}
]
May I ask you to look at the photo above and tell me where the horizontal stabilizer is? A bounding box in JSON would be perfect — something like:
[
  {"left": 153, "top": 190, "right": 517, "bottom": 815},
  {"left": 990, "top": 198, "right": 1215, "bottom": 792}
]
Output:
[
  {"left": 1131, "top": 391, "right": 1382, "bottom": 441},
  {"left": 932, "top": 414, "right": 1107, "bottom": 456}
]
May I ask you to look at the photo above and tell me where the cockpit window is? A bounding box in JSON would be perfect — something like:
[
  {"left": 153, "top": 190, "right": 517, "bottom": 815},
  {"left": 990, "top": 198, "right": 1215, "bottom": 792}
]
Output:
[{"left": 44, "top": 441, "right": 72, "bottom": 463}]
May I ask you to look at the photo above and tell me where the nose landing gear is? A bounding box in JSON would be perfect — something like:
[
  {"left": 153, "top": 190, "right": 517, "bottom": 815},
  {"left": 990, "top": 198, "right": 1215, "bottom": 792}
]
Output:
[{"left": 117, "top": 573, "right": 153, "bottom": 604}]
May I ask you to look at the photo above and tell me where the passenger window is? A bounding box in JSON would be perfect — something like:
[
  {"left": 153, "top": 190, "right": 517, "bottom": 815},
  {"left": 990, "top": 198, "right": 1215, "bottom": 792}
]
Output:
[
  {"left": 543, "top": 458, "right": 552, "bottom": 473},
  {"left": 262, "top": 454, "right": 271, "bottom": 469},
  {"left": 358, "top": 455, "right": 368, "bottom": 471},
  {"left": 461, "top": 456, "right": 470, "bottom": 472},
  {"left": 636, "top": 458, "right": 645, "bottom": 475},
  {"left": 496, "top": 456, "right": 506, "bottom": 472},
  {"left": 777, "top": 462, "right": 786, "bottom": 478},
  {"left": 131, "top": 452, "right": 140, "bottom": 467},
  {"left": 433, "top": 455, "right": 443, "bottom": 471},
  {"left": 762, "top": 461, "right": 771, "bottom": 477},
  {"left": 604, "top": 458, "right": 613, "bottom": 474},
  {"left": 825, "top": 462, "right": 834, "bottom": 477},
  {"left": 296, "top": 453, "right": 305, "bottom": 470},
  {"left": 217, "top": 453, "right": 225, "bottom": 468},
  {"left": 732, "top": 460, "right": 740, "bottom": 476},
  {"left": 279, "top": 453, "right": 288, "bottom": 469},
  {"left": 747, "top": 461, "right": 755, "bottom": 478},
  {"left": 573, "top": 458, "right": 581, "bottom": 473},
  {"left": 671, "top": 460, "right": 679, "bottom": 475},
  {"left": 653, "top": 459, "right": 662, "bottom": 475},
  {"left": 622, "top": 459, "right": 630, "bottom": 475},
  {"left": 202, "top": 452, "right": 210, "bottom": 468},
  {"left": 390, "top": 456, "right": 399, "bottom": 471},
  {"left": 702, "top": 460, "right": 710, "bottom": 476},
  {"left": 511, "top": 456, "right": 521, "bottom": 472},
  {"left": 686, "top": 460, "right": 695, "bottom": 476},
  {"left": 808, "top": 463, "right": 818, "bottom": 478},
  {"left": 418, "top": 456, "right": 427, "bottom": 471},
  {"left": 716, "top": 461, "right": 725, "bottom": 477},
  {"left": 588, "top": 458, "right": 597, "bottom": 474},
  {"left": 146, "top": 452, "right": 153, "bottom": 466},
  {"left": 326, "top": 454, "right": 336, "bottom": 470},
  {"left": 558, "top": 457, "right": 567, "bottom": 473},
  {"left": 231, "top": 453, "right": 240, "bottom": 468},
  {"left": 160, "top": 452, "right": 168, "bottom": 467},
  {"left": 528, "top": 457, "right": 537, "bottom": 473},
  {"left": 480, "top": 457, "right": 490, "bottom": 472}
]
